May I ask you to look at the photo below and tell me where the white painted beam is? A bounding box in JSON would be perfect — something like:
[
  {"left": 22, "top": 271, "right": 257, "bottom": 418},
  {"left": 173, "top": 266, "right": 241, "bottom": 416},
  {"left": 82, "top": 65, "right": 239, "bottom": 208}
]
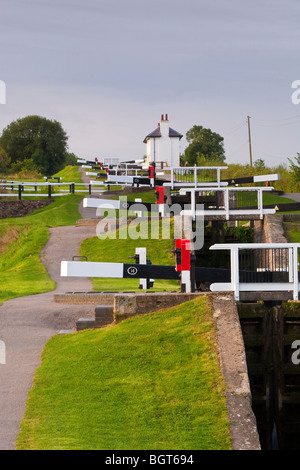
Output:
[
  {"left": 107, "top": 175, "right": 135, "bottom": 184},
  {"left": 61, "top": 261, "right": 124, "bottom": 278},
  {"left": 83, "top": 198, "right": 120, "bottom": 209},
  {"left": 253, "top": 174, "right": 280, "bottom": 182}
]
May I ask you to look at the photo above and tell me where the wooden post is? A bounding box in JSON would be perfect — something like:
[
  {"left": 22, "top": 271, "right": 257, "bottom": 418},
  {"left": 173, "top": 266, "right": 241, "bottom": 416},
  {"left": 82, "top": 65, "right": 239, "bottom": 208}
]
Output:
[
  {"left": 231, "top": 246, "right": 240, "bottom": 300},
  {"left": 225, "top": 189, "right": 230, "bottom": 220},
  {"left": 247, "top": 115, "right": 253, "bottom": 167}
]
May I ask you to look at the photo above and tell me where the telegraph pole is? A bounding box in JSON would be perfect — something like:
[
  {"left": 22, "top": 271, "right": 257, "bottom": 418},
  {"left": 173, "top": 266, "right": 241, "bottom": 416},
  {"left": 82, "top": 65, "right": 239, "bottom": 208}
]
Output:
[{"left": 247, "top": 116, "right": 253, "bottom": 167}]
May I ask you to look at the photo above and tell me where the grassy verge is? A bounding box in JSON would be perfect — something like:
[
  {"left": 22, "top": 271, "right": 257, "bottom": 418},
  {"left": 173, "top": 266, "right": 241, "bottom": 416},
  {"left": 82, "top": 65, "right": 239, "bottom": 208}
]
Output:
[
  {"left": 54, "top": 165, "right": 83, "bottom": 183},
  {"left": 263, "top": 193, "right": 296, "bottom": 205},
  {"left": 16, "top": 296, "right": 231, "bottom": 450},
  {"left": 283, "top": 222, "right": 300, "bottom": 243},
  {"left": 0, "top": 194, "right": 83, "bottom": 304},
  {"left": 115, "top": 189, "right": 156, "bottom": 203},
  {"left": 234, "top": 191, "right": 295, "bottom": 208}
]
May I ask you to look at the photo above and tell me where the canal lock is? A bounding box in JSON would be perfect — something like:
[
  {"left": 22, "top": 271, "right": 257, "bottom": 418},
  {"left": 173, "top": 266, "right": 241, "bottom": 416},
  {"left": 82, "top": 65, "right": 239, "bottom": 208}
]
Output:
[
  {"left": 237, "top": 301, "right": 300, "bottom": 450},
  {"left": 195, "top": 219, "right": 300, "bottom": 449}
]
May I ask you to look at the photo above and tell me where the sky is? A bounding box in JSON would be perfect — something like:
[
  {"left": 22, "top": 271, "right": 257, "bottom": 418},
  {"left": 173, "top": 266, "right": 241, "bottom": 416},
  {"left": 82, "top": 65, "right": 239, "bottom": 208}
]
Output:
[{"left": 1, "top": 0, "right": 300, "bottom": 168}]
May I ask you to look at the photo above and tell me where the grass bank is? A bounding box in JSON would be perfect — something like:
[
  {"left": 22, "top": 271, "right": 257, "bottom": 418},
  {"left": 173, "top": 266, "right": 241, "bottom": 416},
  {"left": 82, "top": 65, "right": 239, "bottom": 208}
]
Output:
[
  {"left": 54, "top": 165, "right": 84, "bottom": 183},
  {"left": 263, "top": 193, "right": 296, "bottom": 205},
  {"left": 283, "top": 219, "right": 300, "bottom": 243},
  {"left": 0, "top": 194, "right": 83, "bottom": 305},
  {"left": 16, "top": 296, "right": 231, "bottom": 450}
]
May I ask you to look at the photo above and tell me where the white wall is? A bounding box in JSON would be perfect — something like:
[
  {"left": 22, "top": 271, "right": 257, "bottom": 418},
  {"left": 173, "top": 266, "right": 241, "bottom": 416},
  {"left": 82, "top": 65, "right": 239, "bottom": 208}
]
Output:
[{"left": 145, "top": 115, "right": 181, "bottom": 167}]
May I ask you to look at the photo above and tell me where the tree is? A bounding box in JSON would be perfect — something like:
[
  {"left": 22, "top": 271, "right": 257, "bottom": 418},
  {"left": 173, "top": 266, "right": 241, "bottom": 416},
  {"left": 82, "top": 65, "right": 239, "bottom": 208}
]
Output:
[
  {"left": 65, "top": 152, "right": 78, "bottom": 166},
  {"left": 184, "top": 125, "right": 226, "bottom": 165},
  {"left": 288, "top": 153, "right": 300, "bottom": 183},
  {"left": 0, "top": 147, "right": 10, "bottom": 173},
  {"left": 0, "top": 115, "right": 68, "bottom": 175},
  {"left": 253, "top": 158, "right": 266, "bottom": 171}
]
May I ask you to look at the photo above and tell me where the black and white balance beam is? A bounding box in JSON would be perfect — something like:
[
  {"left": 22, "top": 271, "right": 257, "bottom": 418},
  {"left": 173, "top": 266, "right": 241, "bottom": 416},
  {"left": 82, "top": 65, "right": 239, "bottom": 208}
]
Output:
[
  {"left": 222, "top": 173, "right": 280, "bottom": 185},
  {"left": 106, "top": 174, "right": 166, "bottom": 187},
  {"left": 60, "top": 260, "right": 231, "bottom": 283}
]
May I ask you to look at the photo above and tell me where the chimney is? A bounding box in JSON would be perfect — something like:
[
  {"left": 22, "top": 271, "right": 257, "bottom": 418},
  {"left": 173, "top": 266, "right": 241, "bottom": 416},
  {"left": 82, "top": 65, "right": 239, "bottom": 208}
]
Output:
[{"left": 160, "top": 113, "right": 169, "bottom": 137}]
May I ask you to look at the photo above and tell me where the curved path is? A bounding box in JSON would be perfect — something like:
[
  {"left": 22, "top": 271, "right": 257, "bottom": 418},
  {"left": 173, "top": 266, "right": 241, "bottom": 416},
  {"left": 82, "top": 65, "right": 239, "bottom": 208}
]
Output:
[
  {"left": 283, "top": 193, "right": 300, "bottom": 202},
  {"left": 0, "top": 185, "right": 100, "bottom": 449}
]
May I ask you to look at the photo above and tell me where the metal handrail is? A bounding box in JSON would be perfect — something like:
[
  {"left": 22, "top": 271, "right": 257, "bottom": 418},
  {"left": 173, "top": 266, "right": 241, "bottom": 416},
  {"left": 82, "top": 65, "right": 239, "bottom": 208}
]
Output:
[{"left": 209, "top": 243, "right": 300, "bottom": 300}]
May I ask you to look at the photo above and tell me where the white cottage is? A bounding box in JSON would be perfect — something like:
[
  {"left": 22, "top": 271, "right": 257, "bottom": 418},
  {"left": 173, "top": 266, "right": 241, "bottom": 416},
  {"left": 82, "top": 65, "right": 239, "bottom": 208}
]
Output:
[{"left": 143, "top": 114, "right": 183, "bottom": 167}]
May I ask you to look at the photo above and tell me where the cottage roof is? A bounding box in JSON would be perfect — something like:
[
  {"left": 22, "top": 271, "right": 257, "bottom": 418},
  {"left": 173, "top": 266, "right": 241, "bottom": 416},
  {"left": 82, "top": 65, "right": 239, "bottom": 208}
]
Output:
[
  {"left": 169, "top": 127, "right": 183, "bottom": 139},
  {"left": 143, "top": 126, "right": 161, "bottom": 143},
  {"left": 143, "top": 126, "right": 183, "bottom": 143}
]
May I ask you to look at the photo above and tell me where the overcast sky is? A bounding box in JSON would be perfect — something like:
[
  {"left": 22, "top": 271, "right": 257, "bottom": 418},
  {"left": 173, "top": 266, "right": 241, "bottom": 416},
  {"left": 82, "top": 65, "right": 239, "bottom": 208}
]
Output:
[{"left": 1, "top": 0, "right": 300, "bottom": 167}]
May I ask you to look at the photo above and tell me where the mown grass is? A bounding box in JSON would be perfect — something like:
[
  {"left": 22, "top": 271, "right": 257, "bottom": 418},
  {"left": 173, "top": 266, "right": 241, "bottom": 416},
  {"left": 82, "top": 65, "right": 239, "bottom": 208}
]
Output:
[
  {"left": 116, "top": 189, "right": 156, "bottom": 203},
  {"left": 43, "top": 165, "right": 85, "bottom": 195},
  {"left": 16, "top": 296, "right": 231, "bottom": 450},
  {"left": 0, "top": 194, "right": 83, "bottom": 304},
  {"left": 54, "top": 165, "right": 84, "bottom": 184},
  {"left": 233, "top": 191, "right": 295, "bottom": 208},
  {"left": 283, "top": 221, "right": 300, "bottom": 243},
  {"left": 263, "top": 192, "right": 296, "bottom": 205}
]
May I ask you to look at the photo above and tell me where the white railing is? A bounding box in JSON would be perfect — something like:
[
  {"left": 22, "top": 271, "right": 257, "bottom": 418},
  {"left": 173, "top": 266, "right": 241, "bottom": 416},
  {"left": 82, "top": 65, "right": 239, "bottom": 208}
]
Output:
[
  {"left": 163, "top": 166, "right": 228, "bottom": 189},
  {"left": 0, "top": 181, "right": 75, "bottom": 197},
  {"left": 209, "top": 243, "right": 300, "bottom": 300},
  {"left": 0, "top": 181, "right": 118, "bottom": 198},
  {"left": 108, "top": 168, "right": 140, "bottom": 177},
  {"left": 180, "top": 186, "right": 276, "bottom": 220}
]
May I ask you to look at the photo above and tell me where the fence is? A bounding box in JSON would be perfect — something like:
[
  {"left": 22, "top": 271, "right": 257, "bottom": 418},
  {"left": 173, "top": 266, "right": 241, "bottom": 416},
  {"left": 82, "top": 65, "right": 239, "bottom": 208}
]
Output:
[
  {"left": 163, "top": 166, "right": 227, "bottom": 189},
  {"left": 209, "top": 243, "right": 300, "bottom": 300},
  {"left": 107, "top": 167, "right": 144, "bottom": 177},
  {"left": 0, "top": 181, "right": 118, "bottom": 200},
  {"left": 179, "top": 186, "right": 276, "bottom": 220}
]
